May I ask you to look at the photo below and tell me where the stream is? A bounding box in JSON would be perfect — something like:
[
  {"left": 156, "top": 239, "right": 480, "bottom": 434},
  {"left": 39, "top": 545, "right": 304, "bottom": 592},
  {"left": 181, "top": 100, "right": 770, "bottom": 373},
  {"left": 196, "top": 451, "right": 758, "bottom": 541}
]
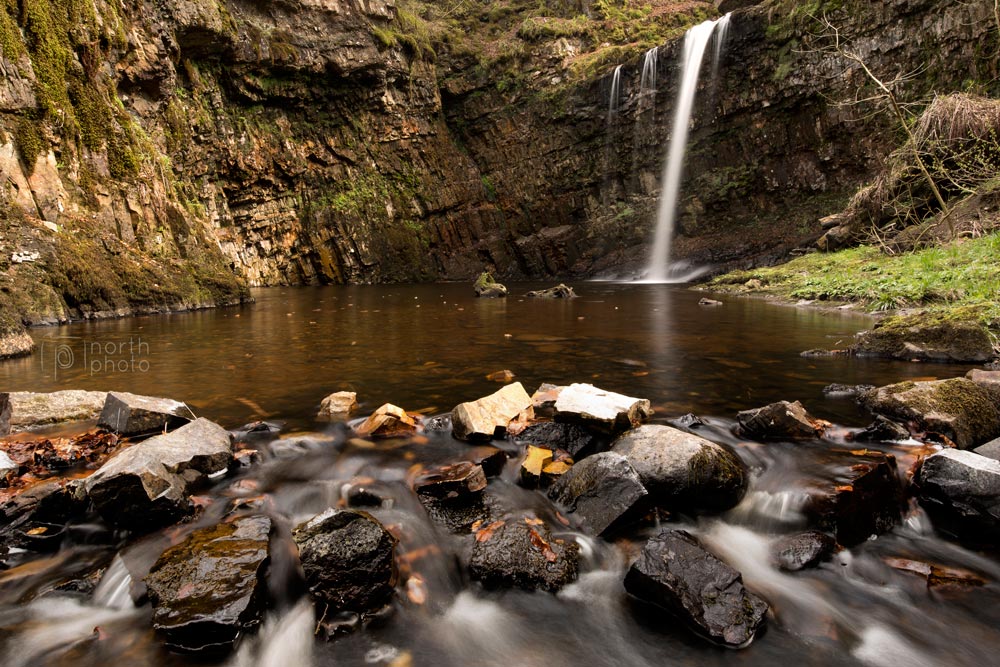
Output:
[{"left": 1, "top": 282, "right": 997, "bottom": 666}]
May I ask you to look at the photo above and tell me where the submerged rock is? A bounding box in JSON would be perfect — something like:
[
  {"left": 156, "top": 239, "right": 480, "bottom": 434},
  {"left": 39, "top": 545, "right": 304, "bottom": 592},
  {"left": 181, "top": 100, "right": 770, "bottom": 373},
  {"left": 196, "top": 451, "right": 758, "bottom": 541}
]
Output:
[
  {"left": 468, "top": 515, "right": 579, "bottom": 592},
  {"left": 822, "top": 383, "right": 875, "bottom": 398},
  {"left": 548, "top": 452, "right": 648, "bottom": 536},
  {"left": 771, "top": 531, "right": 837, "bottom": 571},
  {"left": 293, "top": 509, "right": 397, "bottom": 615},
  {"left": 473, "top": 272, "right": 508, "bottom": 298},
  {"left": 698, "top": 297, "right": 723, "bottom": 306},
  {"left": 463, "top": 446, "right": 508, "bottom": 478},
  {"left": 736, "top": 400, "right": 828, "bottom": 440},
  {"left": 916, "top": 449, "right": 1000, "bottom": 543},
  {"left": 624, "top": 530, "right": 768, "bottom": 648},
  {"left": 610, "top": 425, "right": 747, "bottom": 512},
  {"left": 852, "top": 415, "right": 912, "bottom": 443},
  {"left": 84, "top": 418, "right": 234, "bottom": 531},
  {"left": 6, "top": 390, "right": 107, "bottom": 432},
  {"left": 525, "top": 284, "right": 577, "bottom": 299},
  {"left": 0, "top": 479, "right": 88, "bottom": 551},
  {"left": 317, "top": 391, "right": 359, "bottom": 420},
  {"left": 419, "top": 489, "right": 506, "bottom": 534},
  {"left": 452, "top": 382, "right": 533, "bottom": 442},
  {"left": 805, "top": 449, "right": 902, "bottom": 546},
  {"left": 513, "top": 421, "right": 600, "bottom": 457},
  {"left": 860, "top": 378, "right": 1000, "bottom": 449},
  {"left": 355, "top": 403, "right": 420, "bottom": 438},
  {"left": 553, "top": 383, "right": 652, "bottom": 434},
  {"left": 98, "top": 391, "right": 195, "bottom": 436},
  {"left": 145, "top": 516, "right": 271, "bottom": 655}
]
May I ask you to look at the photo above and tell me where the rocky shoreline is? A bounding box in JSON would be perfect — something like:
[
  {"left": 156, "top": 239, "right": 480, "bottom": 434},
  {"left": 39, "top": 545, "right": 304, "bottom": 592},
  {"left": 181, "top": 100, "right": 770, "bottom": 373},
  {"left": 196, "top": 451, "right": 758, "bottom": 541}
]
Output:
[{"left": 3, "top": 364, "right": 1000, "bottom": 656}]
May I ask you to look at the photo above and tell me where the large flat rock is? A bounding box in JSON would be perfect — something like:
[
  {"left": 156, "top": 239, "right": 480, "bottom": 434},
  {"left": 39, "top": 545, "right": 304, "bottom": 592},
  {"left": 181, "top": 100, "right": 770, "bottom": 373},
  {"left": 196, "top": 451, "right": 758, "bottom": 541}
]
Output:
[
  {"left": 84, "top": 418, "right": 233, "bottom": 531},
  {"left": 98, "top": 391, "right": 196, "bottom": 436},
  {"left": 6, "top": 390, "right": 107, "bottom": 432}
]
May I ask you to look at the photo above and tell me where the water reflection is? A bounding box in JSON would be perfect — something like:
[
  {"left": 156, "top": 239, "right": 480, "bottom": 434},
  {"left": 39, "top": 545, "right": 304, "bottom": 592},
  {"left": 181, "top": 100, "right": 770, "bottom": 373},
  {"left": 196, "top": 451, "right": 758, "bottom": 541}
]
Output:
[{"left": 0, "top": 283, "right": 976, "bottom": 430}]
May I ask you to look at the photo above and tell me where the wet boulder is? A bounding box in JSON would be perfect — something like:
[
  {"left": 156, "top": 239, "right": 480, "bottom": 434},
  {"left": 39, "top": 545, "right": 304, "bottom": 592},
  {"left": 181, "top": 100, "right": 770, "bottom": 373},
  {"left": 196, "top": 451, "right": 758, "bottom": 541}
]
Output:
[
  {"left": 915, "top": 449, "right": 1000, "bottom": 543},
  {"left": 420, "top": 489, "right": 507, "bottom": 534},
  {"left": 293, "top": 509, "right": 397, "bottom": 615},
  {"left": 473, "top": 272, "right": 507, "bottom": 298},
  {"left": 860, "top": 378, "right": 1000, "bottom": 449},
  {"left": 804, "top": 449, "right": 902, "bottom": 546},
  {"left": 611, "top": 425, "right": 747, "bottom": 512},
  {"left": 469, "top": 515, "right": 579, "bottom": 592},
  {"left": 771, "top": 531, "right": 837, "bottom": 571},
  {"left": 553, "top": 383, "right": 652, "bottom": 434},
  {"left": 525, "top": 284, "right": 577, "bottom": 298},
  {"left": 145, "top": 516, "right": 271, "bottom": 654},
  {"left": 355, "top": 403, "right": 420, "bottom": 438},
  {"left": 624, "top": 530, "right": 768, "bottom": 648},
  {"left": 513, "top": 421, "right": 600, "bottom": 457},
  {"left": 851, "top": 415, "right": 912, "bottom": 443},
  {"left": 84, "top": 418, "right": 234, "bottom": 531},
  {"left": 7, "top": 390, "right": 107, "bottom": 432},
  {"left": 452, "top": 382, "right": 533, "bottom": 442},
  {"left": 549, "top": 452, "right": 648, "bottom": 536},
  {"left": 463, "top": 446, "right": 507, "bottom": 478},
  {"left": 414, "top": 462, "right": 487, "bottom": 501},
  {"left": 98, "top": 391, "right": 195, "bottom": 436},
  {"left": 0, "top": 479, "right": 88, "bottom": 551},
  {"left": 317, "top": 391, "right": 359, "bottom": 420},
  {"left": 736, "top": 400, "right": 828, "bottom": 440}
]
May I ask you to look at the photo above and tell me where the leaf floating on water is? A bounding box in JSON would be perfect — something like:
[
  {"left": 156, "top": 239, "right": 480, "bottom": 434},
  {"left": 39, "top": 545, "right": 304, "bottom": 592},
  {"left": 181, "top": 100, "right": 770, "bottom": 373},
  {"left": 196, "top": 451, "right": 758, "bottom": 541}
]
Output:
[
  {"left": 528, "top": 527, "right": 558, "bottom": 563},
  {"left": 475, "top": 520, "right": 505, "bottom": 543},
  {"left": 524, "top": 517, "right": 544, "bottom": 526},
  {"left": 26, "top": 527, "right": 48, "bottom": 535}
]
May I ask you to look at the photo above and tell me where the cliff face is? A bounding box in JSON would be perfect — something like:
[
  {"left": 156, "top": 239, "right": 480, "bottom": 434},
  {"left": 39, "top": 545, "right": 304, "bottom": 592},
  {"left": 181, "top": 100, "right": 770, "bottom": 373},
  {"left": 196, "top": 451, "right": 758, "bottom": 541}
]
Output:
[{"left": 0, "top": 0, "right": 996, "bottom": 341}]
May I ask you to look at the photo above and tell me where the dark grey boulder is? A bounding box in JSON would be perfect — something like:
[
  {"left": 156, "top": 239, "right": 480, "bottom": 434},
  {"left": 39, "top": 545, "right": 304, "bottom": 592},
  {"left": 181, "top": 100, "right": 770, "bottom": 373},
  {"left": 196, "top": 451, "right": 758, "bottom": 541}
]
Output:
[
  {"left": 860, "top": 378, "right": 1000, "bottom": 449},
  {"left": 916, "top": 449, "right": 1000, "bottom": 543},
  {"left": 736, "top": 400, "right": 826, "bottom": 440},
  {"left": 771, "top": 531, "right": 837, "bottom": 571},
  {"left": 804, "top": 449, "right": 902, "bottom": 546},
  {"left": 98, "top": 391, "right": 196, "bottom": 436},
  {"left": 420, "top": 490, "right": 506, "bottom": 534},
  {"left": 624, "top": 530, "right": 768, "bottom": 648},
  {"left": 469, "top": 515, "right": 579, "bottom": 592},
  {"left": 548, "top": 452, "right": 648, "bottom": 536},
  {"left": 145, "top": 516, "right": 271, "bottom": 654},
  {"left": 84, "top": 418, "right": 233, "bottom": 531},
  {"left": 463, "top": 446, "right": 508, "bottom": 478},
  {"left": 514, "top": 421, "right": 600, "bottom": 457},
  {"left": 293, "top": 509, "right": 397, "bottom": 614},
  {"left": 611, "top": 425, "right": 747, "bottom": 512},
  {"left": 0, "top": 479, "right": 88, "bottom": 551}
]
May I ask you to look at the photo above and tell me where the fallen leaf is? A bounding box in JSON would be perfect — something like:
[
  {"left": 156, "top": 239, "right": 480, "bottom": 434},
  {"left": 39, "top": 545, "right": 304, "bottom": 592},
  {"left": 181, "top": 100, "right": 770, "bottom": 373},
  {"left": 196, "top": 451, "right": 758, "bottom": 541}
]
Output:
[
  {"left": 475, "top": 520, "right": 505, "bottom": 543},
  {"left": 528, "top": 527, "right": 558, "bottom": 563}
]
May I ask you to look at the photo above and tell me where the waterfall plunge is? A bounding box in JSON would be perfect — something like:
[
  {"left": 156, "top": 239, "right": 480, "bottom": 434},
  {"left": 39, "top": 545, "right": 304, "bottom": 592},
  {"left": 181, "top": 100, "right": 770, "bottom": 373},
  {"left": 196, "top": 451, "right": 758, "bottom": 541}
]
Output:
[{"left": 645, "top": 14, "right": 731, "bottom": 283}]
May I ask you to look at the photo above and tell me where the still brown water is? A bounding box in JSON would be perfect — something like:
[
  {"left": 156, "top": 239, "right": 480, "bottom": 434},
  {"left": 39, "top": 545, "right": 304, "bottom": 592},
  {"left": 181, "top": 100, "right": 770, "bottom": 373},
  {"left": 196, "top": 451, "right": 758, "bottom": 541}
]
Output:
[
  {"left": 0, "top": 283, "right": 973, "bottom": 427},
  {"left": 2, "top": 282, "right": 998, "bottom": 667}
]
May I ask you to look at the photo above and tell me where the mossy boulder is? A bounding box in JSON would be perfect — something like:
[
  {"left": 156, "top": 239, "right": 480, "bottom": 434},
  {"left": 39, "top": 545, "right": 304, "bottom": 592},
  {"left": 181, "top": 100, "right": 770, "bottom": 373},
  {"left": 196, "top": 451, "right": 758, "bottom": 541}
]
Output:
[
  {"left": 854, "top": 314, "right": 995, "bottom": 363},
  {"left": 611, "top": 425, "right": 747, "bottom": 512},
  {"left": 473, "top": 271, "right": 507, "bottom": 298},
  {"left": 860, "top": 378, "right": 1000, "bottom": 449}
]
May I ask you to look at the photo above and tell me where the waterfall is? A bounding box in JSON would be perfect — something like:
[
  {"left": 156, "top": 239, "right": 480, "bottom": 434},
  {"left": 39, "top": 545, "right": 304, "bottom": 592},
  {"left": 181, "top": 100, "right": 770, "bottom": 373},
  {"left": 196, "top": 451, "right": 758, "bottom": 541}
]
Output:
[
  {"left": 645, "top": 14, "right": 731, "bottom": 283},
  {"left": 639, "top": 47, "right": 658, "bottom": 95},
  {"left": 608, "top": 64, "right": 623, "bottom": 119}
]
